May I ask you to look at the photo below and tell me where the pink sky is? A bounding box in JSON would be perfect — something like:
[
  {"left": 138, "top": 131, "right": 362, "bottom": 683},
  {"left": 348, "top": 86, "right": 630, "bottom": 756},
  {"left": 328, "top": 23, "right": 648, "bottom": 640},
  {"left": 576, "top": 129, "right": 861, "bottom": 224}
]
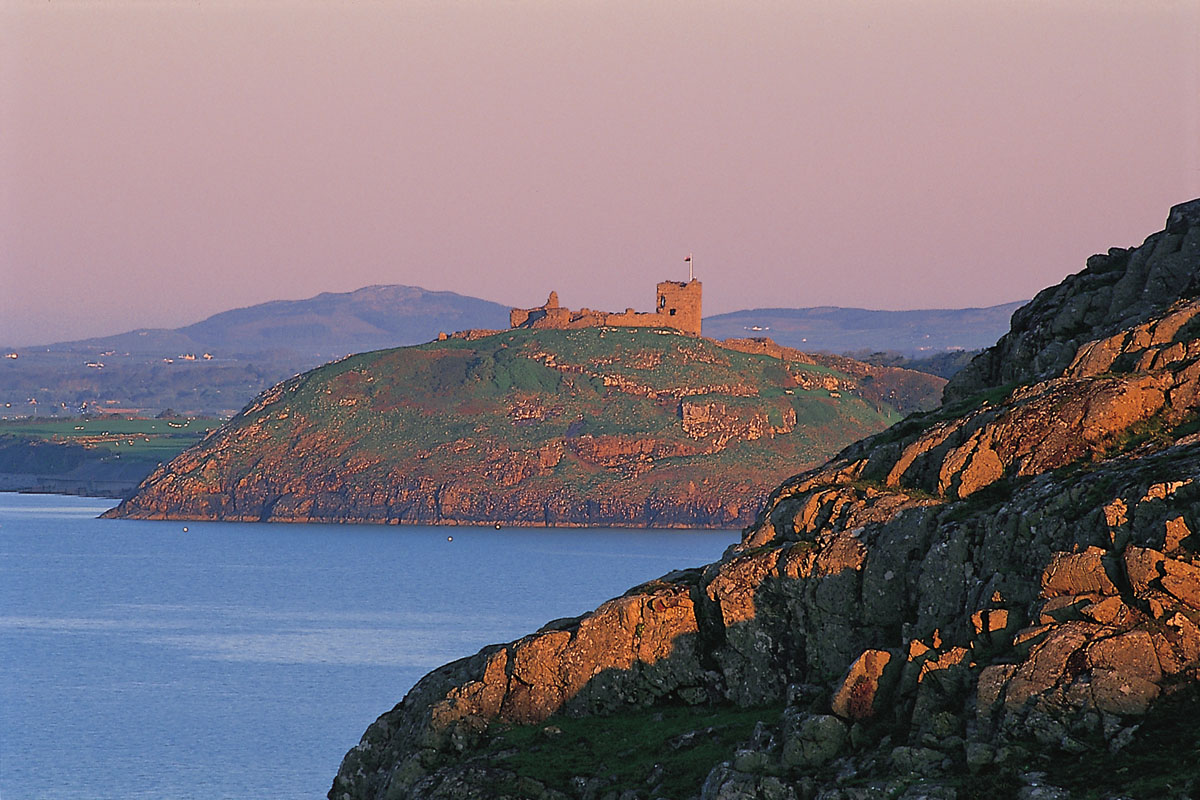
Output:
[{"left": 2, "top": 1, "right": 1198, "bottom": 347}]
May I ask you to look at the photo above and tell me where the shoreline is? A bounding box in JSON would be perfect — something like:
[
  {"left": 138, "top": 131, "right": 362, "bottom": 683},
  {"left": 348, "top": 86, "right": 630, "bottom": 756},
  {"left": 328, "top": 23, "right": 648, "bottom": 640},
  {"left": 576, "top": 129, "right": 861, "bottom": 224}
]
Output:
[{"left": 0, "top": 476, "right": 136, "bottom": 499}]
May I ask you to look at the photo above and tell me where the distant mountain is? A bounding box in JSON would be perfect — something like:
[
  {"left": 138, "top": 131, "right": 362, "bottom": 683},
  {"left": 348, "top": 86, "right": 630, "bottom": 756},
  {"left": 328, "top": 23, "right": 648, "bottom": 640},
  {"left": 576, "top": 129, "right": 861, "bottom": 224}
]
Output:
[
  {"left": 703, "top": 303, "right": 1024, "bottom": 357},
  {"left": 26, "top": 293, "right": 1024, "bottom": 361},
  {"left": 43, "top": 285, "right": 513, "bottom": 359},
  {"left": 1, "top": 286, "right": 512, "bottom": 419},
  {"left": 2, "top": 286, "right": 1019, "bottom": 420}
]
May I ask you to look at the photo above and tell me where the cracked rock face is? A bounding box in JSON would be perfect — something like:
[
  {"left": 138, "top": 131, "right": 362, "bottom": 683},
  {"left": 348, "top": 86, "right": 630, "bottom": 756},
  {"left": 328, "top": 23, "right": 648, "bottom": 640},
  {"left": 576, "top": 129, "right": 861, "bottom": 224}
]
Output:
[
  {"left": 330, "top": 201, "right": 1200, "bottom": 800},
  {"left": 944, "top": 198, "right": 1200, "bottom": 404}
]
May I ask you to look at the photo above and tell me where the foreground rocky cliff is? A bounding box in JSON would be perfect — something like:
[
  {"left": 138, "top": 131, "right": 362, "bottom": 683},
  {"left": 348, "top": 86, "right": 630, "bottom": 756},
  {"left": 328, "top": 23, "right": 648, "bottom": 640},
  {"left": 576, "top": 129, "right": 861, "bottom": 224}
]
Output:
[
  {"left": 330, "top": 200, "right": 1200, "bottom": 800},
  {"left": 104, "top": 331, "right": 941, "bottom": 528}
]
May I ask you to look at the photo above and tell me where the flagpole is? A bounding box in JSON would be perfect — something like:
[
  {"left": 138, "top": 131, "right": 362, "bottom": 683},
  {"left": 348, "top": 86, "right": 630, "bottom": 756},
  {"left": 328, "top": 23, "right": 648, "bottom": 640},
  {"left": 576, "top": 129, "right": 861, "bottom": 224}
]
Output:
[{"left": 689, "top": 252, "right": 693, "bottom": 281}]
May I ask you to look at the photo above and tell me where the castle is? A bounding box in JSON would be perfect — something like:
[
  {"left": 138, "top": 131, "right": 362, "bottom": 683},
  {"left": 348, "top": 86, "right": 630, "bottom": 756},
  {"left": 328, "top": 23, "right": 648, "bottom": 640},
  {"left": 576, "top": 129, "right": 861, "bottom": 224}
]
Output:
[{"left": 510, "top": 279, "right": 702, "bottom": 337}]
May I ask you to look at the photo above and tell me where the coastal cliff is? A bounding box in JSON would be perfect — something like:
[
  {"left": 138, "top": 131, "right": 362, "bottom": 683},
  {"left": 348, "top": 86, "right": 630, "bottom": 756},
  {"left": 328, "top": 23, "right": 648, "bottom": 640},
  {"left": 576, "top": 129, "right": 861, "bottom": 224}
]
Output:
[
  {"left": 329, "top": 200, "right": 1200, "bottom": 799},
  {"left": 104, "top": 331, "right": 942, "bottom": 528}
]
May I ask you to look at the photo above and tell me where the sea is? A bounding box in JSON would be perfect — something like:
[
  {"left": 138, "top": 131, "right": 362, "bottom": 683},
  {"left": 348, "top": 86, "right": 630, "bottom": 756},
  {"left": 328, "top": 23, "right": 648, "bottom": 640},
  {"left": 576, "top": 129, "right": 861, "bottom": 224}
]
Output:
[{"left": 0, "top": 492, "right": 737, "bottom": 800}]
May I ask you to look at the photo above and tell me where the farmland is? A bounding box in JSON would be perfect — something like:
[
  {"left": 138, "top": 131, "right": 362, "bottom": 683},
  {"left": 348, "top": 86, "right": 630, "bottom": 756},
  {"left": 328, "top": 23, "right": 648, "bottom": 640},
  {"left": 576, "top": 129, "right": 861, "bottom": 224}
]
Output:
[{"left": 0, "top": 416, "right": 218, "bottom": 497}]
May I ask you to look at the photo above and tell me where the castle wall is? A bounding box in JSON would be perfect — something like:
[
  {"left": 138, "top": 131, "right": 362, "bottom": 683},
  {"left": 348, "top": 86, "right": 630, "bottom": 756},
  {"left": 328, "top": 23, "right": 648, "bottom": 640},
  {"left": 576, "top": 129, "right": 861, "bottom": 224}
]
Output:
[
  {"left": 511, "top": 292, "right": 562, "bottom": 328},
  {"left": 719, "top": 337, "right": 812, "bottom": 363},
  {"left": 600, "top": 310, "right": 664, "bottom": 329},
  {"left": 511, "top": 280, "right": 703, "bottom": 336},
  {"left": 510, "top": 308, "right": 535, "bottom": 327}
]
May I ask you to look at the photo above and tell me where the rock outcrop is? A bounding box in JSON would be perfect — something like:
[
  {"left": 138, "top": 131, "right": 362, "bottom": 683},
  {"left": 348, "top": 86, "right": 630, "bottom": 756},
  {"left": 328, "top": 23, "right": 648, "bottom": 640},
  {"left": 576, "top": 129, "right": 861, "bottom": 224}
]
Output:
[
  {"left": 944, "top": 197, "right": 1200, "bottom": 403},
  {"left": 330, "top": 200, "right": 1200, "bottom": 800},
  {"left": 106, "top": 329, "right": 943, "bottom": 528}
]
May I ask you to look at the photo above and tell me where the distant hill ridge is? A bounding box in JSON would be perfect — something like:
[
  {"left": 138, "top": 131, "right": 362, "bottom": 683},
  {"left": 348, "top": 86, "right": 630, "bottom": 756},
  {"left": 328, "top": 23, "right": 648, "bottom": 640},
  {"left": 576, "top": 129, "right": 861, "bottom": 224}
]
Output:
[
  {"left": 43, "top": 284, "right": 514, "bottom": 358},
  {"left": 36, "top": 292, "right": 1022, "bottom": 360},
  {"left": 0, "top": 286, "right": 515, "bottom": 418},
  {"left": 4, "top": 286, "right": 1020, "bottom": 419},
  {"left": 703, "top": 302, "right": 1024, "bottom": 357}
]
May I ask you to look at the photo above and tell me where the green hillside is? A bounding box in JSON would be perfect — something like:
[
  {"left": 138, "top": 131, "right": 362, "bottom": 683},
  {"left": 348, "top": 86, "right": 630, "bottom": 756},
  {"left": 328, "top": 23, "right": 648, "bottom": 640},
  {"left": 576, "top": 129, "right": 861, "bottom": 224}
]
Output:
[{"left": 107, "top": 328, "right": 944, "bottom": 527}]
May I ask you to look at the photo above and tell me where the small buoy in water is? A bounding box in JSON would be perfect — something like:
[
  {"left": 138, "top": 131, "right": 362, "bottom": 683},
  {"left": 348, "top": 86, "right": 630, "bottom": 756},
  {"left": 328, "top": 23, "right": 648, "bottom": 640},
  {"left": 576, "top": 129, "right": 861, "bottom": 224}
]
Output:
[
  {"left": 182, "top": 527, "right": 188, "bottom": 532},
  {"left": 494, "top": 523, "right": 502, "bottom": 530},
  {"left": 447, "top": 536, "right": 453, "bottom": 542}
]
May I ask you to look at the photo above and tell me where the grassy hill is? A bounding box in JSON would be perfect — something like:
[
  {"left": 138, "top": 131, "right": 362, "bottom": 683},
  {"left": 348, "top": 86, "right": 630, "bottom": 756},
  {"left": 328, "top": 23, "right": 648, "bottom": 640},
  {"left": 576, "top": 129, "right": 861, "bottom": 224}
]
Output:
[{"left": 107, "top": 327, "right": 945, "bottom": 527}]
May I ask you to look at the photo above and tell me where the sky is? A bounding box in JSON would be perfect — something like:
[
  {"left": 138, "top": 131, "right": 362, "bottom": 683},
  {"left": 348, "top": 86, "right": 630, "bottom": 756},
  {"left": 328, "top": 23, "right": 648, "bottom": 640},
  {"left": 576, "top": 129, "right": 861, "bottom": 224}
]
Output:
[{"left": 2, "top": 1, "right": 1199, "bottom": 347}]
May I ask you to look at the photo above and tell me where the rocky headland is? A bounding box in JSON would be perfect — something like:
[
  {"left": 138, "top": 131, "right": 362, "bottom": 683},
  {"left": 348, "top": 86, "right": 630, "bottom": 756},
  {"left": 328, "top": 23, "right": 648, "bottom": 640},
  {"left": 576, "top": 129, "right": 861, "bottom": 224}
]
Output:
[
  {"left": 328, "top": 199, "right": 1200, "bottom": 799},
  {"left": 103, "top": 330, "right": 942, "bottom": 528}
]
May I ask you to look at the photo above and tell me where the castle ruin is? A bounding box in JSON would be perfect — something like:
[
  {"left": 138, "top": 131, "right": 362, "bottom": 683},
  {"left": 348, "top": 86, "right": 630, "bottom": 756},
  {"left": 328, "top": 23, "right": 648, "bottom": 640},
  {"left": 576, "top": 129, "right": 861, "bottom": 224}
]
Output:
[{"left": 510, "top": 280, "right": 702, "bottom": 337}]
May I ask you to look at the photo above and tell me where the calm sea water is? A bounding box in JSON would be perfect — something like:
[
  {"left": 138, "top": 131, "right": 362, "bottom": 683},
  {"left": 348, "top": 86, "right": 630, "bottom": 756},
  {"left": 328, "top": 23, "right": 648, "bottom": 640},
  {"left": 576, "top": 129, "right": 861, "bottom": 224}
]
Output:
[{"left": 0, "top": 493, "right": 736, "bottom": 800}]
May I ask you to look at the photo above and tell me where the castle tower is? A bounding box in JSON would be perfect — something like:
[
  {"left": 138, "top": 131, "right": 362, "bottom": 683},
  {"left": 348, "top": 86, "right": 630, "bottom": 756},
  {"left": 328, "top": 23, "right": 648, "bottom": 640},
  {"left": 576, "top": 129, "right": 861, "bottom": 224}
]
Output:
[{"left": 655, "top": 279, "right": 702, "bottom": 336}]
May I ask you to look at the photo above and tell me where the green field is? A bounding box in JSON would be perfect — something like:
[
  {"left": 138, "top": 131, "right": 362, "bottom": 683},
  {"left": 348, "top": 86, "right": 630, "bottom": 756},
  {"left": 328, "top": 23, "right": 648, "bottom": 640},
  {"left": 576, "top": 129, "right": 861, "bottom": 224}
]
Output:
[{"left": 0, "top": 417, "right": 218, "bottom": 459}]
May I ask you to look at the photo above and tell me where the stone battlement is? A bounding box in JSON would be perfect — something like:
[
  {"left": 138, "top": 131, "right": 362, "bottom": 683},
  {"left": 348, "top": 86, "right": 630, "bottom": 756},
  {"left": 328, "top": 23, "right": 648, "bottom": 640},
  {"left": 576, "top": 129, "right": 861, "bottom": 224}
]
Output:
[{"left": 511, "top": 280, "right": 702, "bottom": 336}]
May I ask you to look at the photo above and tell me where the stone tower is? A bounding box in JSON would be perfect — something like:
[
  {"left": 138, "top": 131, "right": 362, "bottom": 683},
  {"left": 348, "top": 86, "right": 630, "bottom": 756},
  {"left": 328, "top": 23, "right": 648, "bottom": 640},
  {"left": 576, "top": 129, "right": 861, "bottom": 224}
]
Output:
[{"left": 655, "top": 279, "right": 702, "bottom": 336}]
